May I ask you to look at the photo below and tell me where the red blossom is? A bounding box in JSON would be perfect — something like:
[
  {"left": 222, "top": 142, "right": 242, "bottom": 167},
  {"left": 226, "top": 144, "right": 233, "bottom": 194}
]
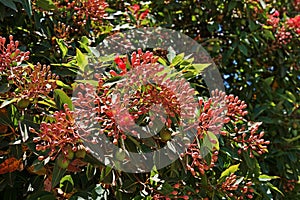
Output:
[
  {"left": 110, "top": 49, "right": 158, "bottom": 76},
  {"left": 184, "top": 91, "right": 269, "bottom": 177},
  {"left": 131, "top": 4, "right": 140, "bottom": 13},
  {"left": 0, "top": 35, "right": 30, "bottom": 71},
  {"left": 128, "top": 4, "right": 150, "bottom": 23},
  {"left": 287, "top": 15, "right": 300, "bottom": 34},
  {"left": 267, "top": 11, "right": 280, "bottom": 28},
  {"left": 72, "top": 80, "right": 127, "bottom": 145},
  {"left": 234, "top": 122, "right": 270, "bottom": 157},
  {"left": 139, "top": 9, "right": 149, "bottom": 20},
  {"left": 8, "top": 63, "right": 59, "bottom": 100},
  {"left": 114, "top": 56, "right": 127, "bottom": 71},
  {"left": 53, "top": 0, "right": 108, "bottom": 27},
  {"left": 221, "top": 173, "right": 254, "bottom": 199},
  {"left": 73, "top": 0, "right": 108, "bottom": 24},
  {"left": 30, "top": 104, "right": 81, "bottom": 160}
]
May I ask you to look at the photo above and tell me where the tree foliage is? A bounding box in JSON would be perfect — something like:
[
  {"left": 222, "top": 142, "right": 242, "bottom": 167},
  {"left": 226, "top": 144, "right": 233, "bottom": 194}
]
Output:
[{"left": 0, "top": 0, "right": 299, "bottom": 199}]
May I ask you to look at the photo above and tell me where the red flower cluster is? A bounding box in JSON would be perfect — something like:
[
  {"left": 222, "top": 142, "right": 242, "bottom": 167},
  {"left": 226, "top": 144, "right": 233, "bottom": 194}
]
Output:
[
  {"left": 72, "top": 80, "right": 126, "bottom": 145},
  {"left": 129, "top": 4, "right": 149, "bottom": 21},
  {"left": 128, "top": 83, "right": 182, "bottom": 128},
  {"left": 151, "top": 181, "right": 190, "bottom": 200},
  {"left": 110, "top": 56, "right": 127, "bottom": 76},
  {"left": 185, "top": 144, "right": 219, "bottom": 175},
  {"left": 184, "top": 90, "right": 269, "bottom": 177},
  {"left": 72, "top": 0, "right": 108, "bottom": 25},
  {"left": 30, "top": 104, "right": 81, "bottom": 160},
  {"left": 276, "top": 26, "right": 293, "bottom": 45},
  {"left": 283, "top": 179, "right": 297, "bottom": 192},
  {"left": 225, "top": 94, "right": 248, "bottom": 121},
  {"left": 221, "top": 173, "right": 254, "bottom": 199},
  {"left": 267, "top": 10, "right": 280, "bottom": 28},
  {"left": 266, "top": 10, "right": 300, "bottom": 45},
  {"left": 197, "top": 90, "right": 228, "bottom": 135},
  {"left": 0, "top": 35, "right": 30, "bottom": 71},
  {"left": 234, "top": 122, "right": 270, "bottom": 157},
  {"left": 110, "top": 49, "right": 158, "bottom": 76},
  {"left": 131, "top": 49, "right": 158, "bottom": 68},
  {"left": 8, "top": 63, "right": 59, "bottom": 100},
  {"left": 287, "top": 15, "right": 300, "bottom": 34},
  {"left": 49, "top": 0, "right": 108, "bottom": 30}
]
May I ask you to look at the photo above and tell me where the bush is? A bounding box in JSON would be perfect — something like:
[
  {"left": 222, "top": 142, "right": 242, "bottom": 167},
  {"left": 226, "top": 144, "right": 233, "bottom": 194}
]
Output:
[{"left": 0, "top": 0, "right": 299, "bottom": 199}]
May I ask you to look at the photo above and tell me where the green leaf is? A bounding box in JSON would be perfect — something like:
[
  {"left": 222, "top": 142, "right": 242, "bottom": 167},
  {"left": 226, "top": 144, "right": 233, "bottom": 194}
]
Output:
[
  {"left": 0, "top": 0, "right": 17, "bottom": 11},
  {"left": 266, "top": 182, "right": 284, "bottom": 196},
  {"left": 52, "top": 162, "right": 67, "bottom": 188},
  {"left": 208, "top": 131, "right": 219, "bottom": 150},
  {"left": 192, "top": 63, "right": 211, "bottom": 74},
  {"left": 264, "top": 76, "right": 274, "bottom": 86},
  {"left": 60, "top": 175, "right": 74, "bottom": 193},
  {"left": 283, "top": 135, "right": 300, "bottom": 143},
  {"left": 219, "top": 164, "right": 240, "bottom": 180},
  {"left": 56, "top": 80, "right": 72, "bottom": 90},
  {"left": 56, "top": 38, "right": 68, "bottom": 58},
  {"left": 98, "top": 54, "right": 115, "bottom": 62},
  {"left": 171, "top": 53, "right": 184, "bottom": 66},
  {"left": 26, "top": 191, "right": 56, "bottom": 200},
  {"left": 0, "top": 98, "right": 18, "bottom": 109},
  {"left": 285, "top": 90, "right": 296, "bottom": 102},
  {"left": 83, "top": 153, "right": 102, "bottom": 166},
  {"left": 0, "top": 81, "right": 11, "bottom": 93},
  {"left": 92, "top": 184, "right": 106, "bottom": 198},
  {"left": 128, "top": 12, "right": 137, "bottom": 24},
  {"left": 76, "top": 48, "right": 88, "bottom": 72},
  {"left": 86, "top": 164, "right": 96, "bottom": 181},
  {"left": 21, "top": 0, "right": 32, "bottom": 15},
  {"left": 238, "top": 44, "right": 248, "bottom": 56},
  {"left": 249, "top": 20, "right": 259, "bottom": 31},
  {"left": 258, "top": 174, "right": 280, "bottom": 182},
  {"left": 263, "top": 30, "right": 275, "bottom": 40},
  {"left": 35, "top": 0, "right": 57, "bottom": 10},
  {"left": 201, "top": 131, "right": 219, "bottom": 153},
  {"left": 54, "top": 89, "right": 73, "bottom": 111},
  {"left": 228, "top": 1, "right": 237, "bottom": 12}
]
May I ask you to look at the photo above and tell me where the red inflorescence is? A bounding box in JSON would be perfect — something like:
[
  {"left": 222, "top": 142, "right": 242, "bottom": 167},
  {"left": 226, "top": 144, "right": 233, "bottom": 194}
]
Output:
[
  {"left": 69, "top": 0, "right": 108, "bottom": 26},
  {"left": 267, "top": 10, "right": 280, "bottom": 28},
  {"left": 50, "top": 0, "right": 108, "bottom": 31},
  {"left": 234, "top": 122, "right": 270, "bottom": 157},
  {"left": 8, "top": 63, "right": 59, "bottom": 99},
  {"left": 185, "top": 144, "right": 219, "bottom": 175},
  {"left": 110, "top": 49, "right": 159, "bottom": 76},
  {"left": 128, "top": 4, "right": 150, "bottom": 21},
  {"left": 0, "top": 35, "right": 30, "bottom": 71},
  {"left": 197, "top": 90, "right": 228, "bottom": 136},
  {"left": 184, "top": 90, "right": 269, "bottom": 178},
  {"left": 30, "top": 104, "right": 81, "bottom": 160},
  {"left": 265, "top": 9, "right": 300, "bottom": 45},
  {"left": 286, "top": 15, "right": 300, "bottom": 34},
  {"left": 276, "top": 26, "right": 293, "bottom": 45},
  {"left": 283, "top": 179, "right": 297, "bottom": 192},
  {"left": 221, "top": 173, "right": 254, "bottom": 199},
  {"left": 225, "top": 94, "right": 248, "bottom": 120},
  {"left": 72, "top": 79, "right": 126, "bottom": 145}
]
